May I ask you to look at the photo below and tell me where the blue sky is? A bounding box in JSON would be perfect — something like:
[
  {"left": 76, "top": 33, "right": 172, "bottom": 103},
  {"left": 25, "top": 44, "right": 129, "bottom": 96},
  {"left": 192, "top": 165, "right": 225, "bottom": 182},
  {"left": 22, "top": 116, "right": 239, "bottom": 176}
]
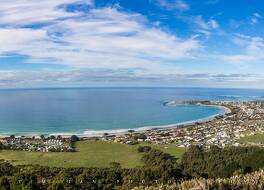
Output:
[{"left": 0, "top": 0, "right": 264, "bottom": 88}]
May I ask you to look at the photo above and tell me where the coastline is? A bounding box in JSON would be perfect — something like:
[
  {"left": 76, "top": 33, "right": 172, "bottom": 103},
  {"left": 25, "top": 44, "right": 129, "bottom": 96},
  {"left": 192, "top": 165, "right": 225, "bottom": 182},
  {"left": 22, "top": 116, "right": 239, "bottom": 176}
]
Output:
[
  {"left": 78, "top": 104, "right": 231, "bottom": 137},
  {"left": 0, "top": 103, "right": 231, "bottom": 138},
  {"left": 76, "top": 104, "right": 231, "bottom": 137}
]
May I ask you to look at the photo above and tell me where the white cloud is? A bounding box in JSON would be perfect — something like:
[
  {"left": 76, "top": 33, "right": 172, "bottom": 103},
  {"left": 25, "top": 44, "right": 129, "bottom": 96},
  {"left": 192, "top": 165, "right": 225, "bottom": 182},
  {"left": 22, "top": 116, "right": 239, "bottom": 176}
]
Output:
[
  {"left": 174, "top": 0, "right": 190, "bottom": 11},
  {"left": 208, "top": 19, "right": 219, "bottom": 29},
  {"left": 193, "top": 16, "right": 219, "bottom": 30},
  {"left": 0, "top": 28, "right": 47, "bottom": 53},
  {"left": 206, "top": 0, "right": 219, "bottom": 4},
  {"left": 0, "top": 0, "right": 93, "bottom": 26},
  {"left": 153, "top": 0, "right": 190, "bottom": 11},
  {"left": 0, "top": 2, "right": 200, "bottom": 74},
  {"left": 185, "top": 16, "right": 220, "bottom": 38},
  {"left": 223, "top": 35, "right": 264, "bottom": 64},
  {"left": 250, "top": 12, "right": 262, "bottom": 25}
]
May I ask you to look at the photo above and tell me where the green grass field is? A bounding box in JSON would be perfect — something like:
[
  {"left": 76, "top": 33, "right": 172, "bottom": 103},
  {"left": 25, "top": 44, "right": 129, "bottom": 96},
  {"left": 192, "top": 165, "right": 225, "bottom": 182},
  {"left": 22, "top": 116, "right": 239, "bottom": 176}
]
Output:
[
  {"left": 239, "top": 132, "right": 264, "bottom": 144},
  {"left": 0, "top": 140, "right": 186, "bottom": 168}
]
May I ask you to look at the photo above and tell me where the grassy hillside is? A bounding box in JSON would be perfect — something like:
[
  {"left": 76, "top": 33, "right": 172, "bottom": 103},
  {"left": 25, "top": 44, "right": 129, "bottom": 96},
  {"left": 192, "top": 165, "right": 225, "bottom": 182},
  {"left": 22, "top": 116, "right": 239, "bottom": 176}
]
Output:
[{"left": 0, "top": 140, "right": 186, "bottom": 168}]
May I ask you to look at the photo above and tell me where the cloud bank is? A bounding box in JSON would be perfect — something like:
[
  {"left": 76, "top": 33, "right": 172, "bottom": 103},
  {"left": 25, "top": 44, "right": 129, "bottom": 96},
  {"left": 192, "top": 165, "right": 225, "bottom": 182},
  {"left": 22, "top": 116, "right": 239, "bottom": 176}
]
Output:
[
  {"left": 0, "top": 0, "right": 200, "bottom": 75},
  {"left": 1, "top": 70, "right": 263, "bottom": 88},
  {"left": 0, "top": 0, "right": 263, "bottom": 88}
]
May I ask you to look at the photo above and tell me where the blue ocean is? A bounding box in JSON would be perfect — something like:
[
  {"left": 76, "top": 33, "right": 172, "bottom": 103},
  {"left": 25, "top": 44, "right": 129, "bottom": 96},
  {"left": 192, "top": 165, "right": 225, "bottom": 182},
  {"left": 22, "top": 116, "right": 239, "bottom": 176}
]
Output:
[{"left": 0, "top": 87, "right": 263, "bottom": 136}]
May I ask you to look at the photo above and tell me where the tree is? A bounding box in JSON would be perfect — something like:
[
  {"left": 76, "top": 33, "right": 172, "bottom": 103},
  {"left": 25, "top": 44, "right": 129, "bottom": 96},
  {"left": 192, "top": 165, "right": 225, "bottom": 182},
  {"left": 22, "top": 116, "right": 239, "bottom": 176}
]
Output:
[
  {"left": 9, "top": 135, "right": 15, "bottom": 139},
  {"left": 137, "top": 146, "right": 151, "bottom": 153},
  {"left": 10, "top": 172, "right": 38, "bottom": 190},
  {"left": 40, "top": 135, "right": 45, "bottom": 140},
  {"left": 57, "top": 135, "right": 62, "bottom": 139},
  {"left": 50, "top": 135, "right": 56, "bottom": 140},
  {"left": 47, "top": 180, "right": 64, "bottom": 190},
  {"left": 0, "top": 176, "right": 10, "bottom": 190},
  {"left": 128, "top": 130, "right": 135, "bottom": 133},
  {"left": 70, "top": 135, "right": 79, "bottom": 142},
  {"left": 0, "top": 161, "right": 14, "bottom": 177}
]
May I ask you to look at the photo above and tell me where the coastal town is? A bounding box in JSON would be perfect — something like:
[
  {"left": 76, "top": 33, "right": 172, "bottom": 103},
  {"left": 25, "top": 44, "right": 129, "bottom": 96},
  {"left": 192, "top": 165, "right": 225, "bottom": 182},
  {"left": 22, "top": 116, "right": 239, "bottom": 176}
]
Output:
[
  {"left": 1, "top": 100, "right": 264, "bottom": 151},
  {"left": 0, "top": 135, "right": 75, "bottom": 152},
  {"left": 102, "top": 100, "right": 264, "bottom": 148}
]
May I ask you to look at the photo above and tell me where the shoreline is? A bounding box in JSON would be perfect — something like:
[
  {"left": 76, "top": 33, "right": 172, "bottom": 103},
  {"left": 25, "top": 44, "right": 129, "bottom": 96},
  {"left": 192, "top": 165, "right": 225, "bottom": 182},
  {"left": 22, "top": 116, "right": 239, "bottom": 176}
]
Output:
[{"left": 0, "top": 103, "right": 231, "bottom": 139}]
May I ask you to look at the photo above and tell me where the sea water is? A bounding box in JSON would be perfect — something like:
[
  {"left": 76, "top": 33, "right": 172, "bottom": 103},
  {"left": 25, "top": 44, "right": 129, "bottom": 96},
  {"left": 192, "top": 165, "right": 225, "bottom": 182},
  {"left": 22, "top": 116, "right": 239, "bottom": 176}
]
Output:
[{"left": 0, "top": 87, "right": 263, "bottom": 136}]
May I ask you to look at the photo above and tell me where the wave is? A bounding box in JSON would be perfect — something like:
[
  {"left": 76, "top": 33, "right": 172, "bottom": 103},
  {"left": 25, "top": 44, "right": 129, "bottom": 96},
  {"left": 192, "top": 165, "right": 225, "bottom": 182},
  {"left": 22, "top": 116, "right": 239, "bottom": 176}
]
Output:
[{"left": 81, "top": 127, "right": 152, "bottom": 137}]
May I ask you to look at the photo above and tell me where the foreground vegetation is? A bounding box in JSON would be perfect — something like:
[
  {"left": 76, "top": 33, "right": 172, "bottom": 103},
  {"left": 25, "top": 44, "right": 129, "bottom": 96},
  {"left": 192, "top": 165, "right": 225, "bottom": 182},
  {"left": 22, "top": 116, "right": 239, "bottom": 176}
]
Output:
[
  {"left": 182, "top": 145, "right": 264, "bottom": 178},
  {"left": 1, "top": 144, "right": 264, "bottom": 189},
  {"left": 132, "top": 170, "right": 264, "bottom": 190},
  {"left": 0, "top": 140, "right": 186, "bottom": 168}
]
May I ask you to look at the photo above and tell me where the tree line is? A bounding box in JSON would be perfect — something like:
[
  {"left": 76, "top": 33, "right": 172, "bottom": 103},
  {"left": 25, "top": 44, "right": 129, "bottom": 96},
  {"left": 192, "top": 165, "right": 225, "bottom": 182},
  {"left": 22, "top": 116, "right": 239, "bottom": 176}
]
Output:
[{"left": 1, "top": 145, "right": 264, "bottom": 189}]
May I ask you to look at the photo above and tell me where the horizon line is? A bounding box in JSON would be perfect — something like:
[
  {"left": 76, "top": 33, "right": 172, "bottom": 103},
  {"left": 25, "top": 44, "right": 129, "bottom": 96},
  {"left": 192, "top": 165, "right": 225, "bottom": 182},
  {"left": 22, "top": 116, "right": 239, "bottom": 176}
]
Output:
[{"left": 0, "top": 86, "right": 264, "bottom": 91}]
